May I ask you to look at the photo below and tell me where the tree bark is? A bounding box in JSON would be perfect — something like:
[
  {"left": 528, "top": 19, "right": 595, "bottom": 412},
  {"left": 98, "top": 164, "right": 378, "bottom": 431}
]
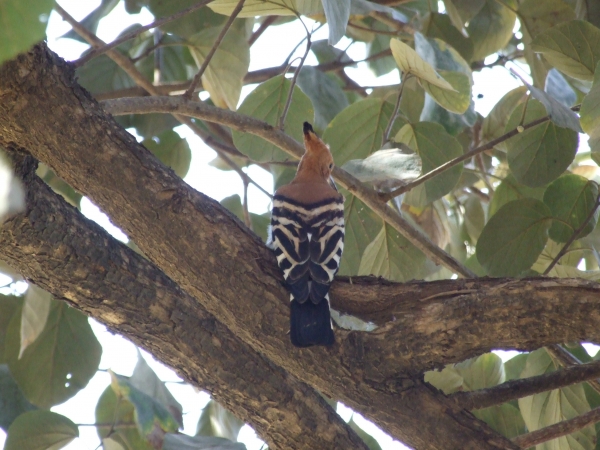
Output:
[
  {"left": 0, "top": 151, "right": 369, "bottom": 450},
  {"left": 7, "top": 40, "right": 600, "bottom": 450}
]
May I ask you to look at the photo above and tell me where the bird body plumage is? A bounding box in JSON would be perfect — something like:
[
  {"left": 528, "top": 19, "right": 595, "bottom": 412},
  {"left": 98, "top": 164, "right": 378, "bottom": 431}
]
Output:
[{"left": 269, "top": 122, "right": 345, "bottom": 347}]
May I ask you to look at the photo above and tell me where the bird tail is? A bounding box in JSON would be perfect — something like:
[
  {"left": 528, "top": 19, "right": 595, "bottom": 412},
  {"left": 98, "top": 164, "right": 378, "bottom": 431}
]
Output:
[{"left": 290, "top": 296, "right": 334, "bottom": 347}]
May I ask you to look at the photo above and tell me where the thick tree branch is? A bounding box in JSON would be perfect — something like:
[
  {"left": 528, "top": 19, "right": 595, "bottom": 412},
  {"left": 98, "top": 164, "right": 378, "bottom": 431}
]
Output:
[
  {"left": 450, "top": 359, "right": 600, "bottom": 410},
  {"left": 0, "top": 44, "right": 517, "bottom": 450},
  {"left": 100, "top": 95, "right": 475, "bottom": 278},
  {"left": 0, "top": 151, "right": 368, "bottom": 450}
]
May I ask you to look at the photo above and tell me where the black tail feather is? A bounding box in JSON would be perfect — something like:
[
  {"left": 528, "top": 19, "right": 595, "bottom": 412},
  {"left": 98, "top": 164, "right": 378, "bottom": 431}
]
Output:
[{"left": 290, "top": 299, "right": 334, "bottom": 347}]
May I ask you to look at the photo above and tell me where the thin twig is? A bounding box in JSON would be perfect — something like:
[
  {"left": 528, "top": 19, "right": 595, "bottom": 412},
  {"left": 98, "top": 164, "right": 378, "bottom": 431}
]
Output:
[
  {"left": 381, "top": 115, "right": 551, "bottom": 201},
  {"left": 101, "top": 96, "right": 477, "bottom": 277},
  {"left": 382, "top": 74, "right": 410, "bottom": 145},
  {"left": 242, "top": 178, "right": 253, "bottom": 230},
  {"left": 450, "top": 359, "right": 600, "bottom": 410},
  {"left": 512, "top": 406, "right": 600, "bottom": 448},
  {"left": 545, "top": 344, "right": 600, "bottom": 393},
  {"left": 184, "top": 0, "right": 245, "bottom": 99},
  {"left": 543, "top": 192, "right": 600, "bottom": 276},
  {"left": 278, "top": 17, "right": 311, "bottom": 131},
  {"left": 248, "top": 16, "right": 277, "bottom": 46},
  {"left": 73, "top": 0, "right": 215, "bottom": 67}
]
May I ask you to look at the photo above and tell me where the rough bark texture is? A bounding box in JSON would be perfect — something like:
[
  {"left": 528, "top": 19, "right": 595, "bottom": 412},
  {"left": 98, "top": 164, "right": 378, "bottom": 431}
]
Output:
[
  {"left": 9, "top": 43, "right": 600, "bottom": 448},
  {"left": 0, "top": 152, "right": 368, "bottom": 450}
]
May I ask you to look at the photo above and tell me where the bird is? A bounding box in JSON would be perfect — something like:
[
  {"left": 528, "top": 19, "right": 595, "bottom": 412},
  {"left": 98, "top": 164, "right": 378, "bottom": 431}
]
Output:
[{"left": 268, "top": 122, "right": 345, "bottom": 347}]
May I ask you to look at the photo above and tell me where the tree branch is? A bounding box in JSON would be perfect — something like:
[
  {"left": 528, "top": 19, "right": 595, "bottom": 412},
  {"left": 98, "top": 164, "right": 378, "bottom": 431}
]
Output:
[
  {"left": 100, "top": 95, "right": 476, "bottom": 278},
  {"left": 545, "top": 344, "right": 600, "bottom": 393},
  {"left": 0, "top": 151, "right": 368, "bottom": 450},
  {"left": 512, "top": 407, "right": 600, "bottom": 449},
  {"left": 450, "top": 359, "right": 600, "bottom": 410}
]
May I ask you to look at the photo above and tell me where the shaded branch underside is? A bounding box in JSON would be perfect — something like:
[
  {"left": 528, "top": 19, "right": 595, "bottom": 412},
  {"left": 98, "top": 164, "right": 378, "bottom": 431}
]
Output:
[{"left": 2, "top": 43, "right": 600, "bottom": 449}]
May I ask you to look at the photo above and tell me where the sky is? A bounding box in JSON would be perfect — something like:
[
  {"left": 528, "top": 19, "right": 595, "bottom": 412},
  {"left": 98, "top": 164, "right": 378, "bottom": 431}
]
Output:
[{"left": 0, "top": 1, "right": 597, "bottom": 450}]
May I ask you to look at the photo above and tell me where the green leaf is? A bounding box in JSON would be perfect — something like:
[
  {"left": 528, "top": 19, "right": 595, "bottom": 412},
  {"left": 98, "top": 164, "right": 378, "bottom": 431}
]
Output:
[
  {"left": 61, "top": 0, "right": 120, "bottom": 43},
  {"left": 348, "top": 417, "right": 382, "bottom": 450},
  {"left": 18, "top": 285, "right": 51, "bottom": 360},
  {"left": 311, "top": 40, "right": 353, "bottom": 66},
  {"left": 482, "top": 87, "right": 529, "bottom": 144},
  {"left": 421, "top": 70, "right": 471, "bottom": 114},
  {"left": 473, "top": 404, "right": 526, "bottom": 440},
  {"left": 5, "top": 410, "right": 78, "bottom": 450},
  {"left": 109, "top": 371, "right": 179, "bottom": 447},
  {"left": 518, "top": 0, "right": 576, "bottom": 39},
  {"left": 467, "top": 0, "right": 517, "bottom": 61},
  {"left": 464, "top": 195, "right": 485, "bottom": 242},
  {"left": 532, "top": 20, "right": 600, "bottom": 81},
  {"left": 322, "top": 0, "right": 350, "bottom": 45},
  {"left": 504, "top": 100, "right": 578, "bottom": 187},
  {"left": 358, "top": 223, "right": 430, "bottom": 282},
  {"left": 442, "top": 0, "right": 466, "bottom": 31},
  {"left": 196, "top": 400, "right": 244, "bottom": 441},
  {"left": 390, "top": 38, "right": 455, "bottom": 91},
  {"left": 504, "top": 353, "right": 528, "bottom": 381},
  {"left": 489, "top": 174, "right": 546, "bottom": 217},
  {"left": 476, "top": 198, "right": 552, "bottom": 277},
  {"left": 395, "top": 122, "right": 463, "bottom": 207},
  {"left": 0, "top": 365, "right": 36, "bottom": 431},
  {"left": 142, "top": 130, "right": 191, "bottom": 178},
  {"left": 149, "top": 0, "right": 226, "bottom": 37},
  {"left": 233, "top": 75, "right": 314, "bottom": 163},
  {"left": 366, "top": 23, "right": 396, "bottom": 77},
  {"left": 76, "top": 53, "right": 136, "bottom": 95},
  {"left": 422, "top": 12, "right": 474, "bottom": 62},
  {"left": 324, "top": 97, "right": 406, "bottom": 166},
  {"left": 117, "top": 113, "right": 181, "bottom": 140},
  {"left": 0, "top": 0, "right": 55, "bottom": 65},
  {"left": 414, "top": 32, "right": 472, "bottom": 75},
  {"left": 455, "top": 353, "right": 505, "bottom": 391},
  {"left": 341, "top": 149, "right": 421, "bottom": 183},
  {"left": 543, "top": 174, "right": 599, "bottom": 243},
  {"left": 187, "top": 28, "right": 250, "bottom": 110},
  {"left": 545, "top": 68, "right": 577, "bottom": 107},
  {"left": 580, "top": 62, "right": 600, "bottom": 137},
  {"left": 451, "top": 0, "right": 485, "bottom": 23},
  {"left": 337, "top": 190, "right": 383, "bottom": 276},
  {"left": 220, "top": 195, "right": 270, "bottom": 242},
  {"left": 424, "top": 366, "right": 464, "bottom": 394},
  {"left": 519, "top": 348, "right": 596, "bottom": 450},
  {"left": 164, "top": 433, "right": 246, "bottom": 450},
  {"left": 209, "top": 0, "right": 322, "bottom": 17},
  {"left": 130, "top": 351, "right": 183, "bottom": 428},
  {"left": 6, "top": 300, "right": 102, "bottom": 408},
  {"left": 133, "top": 35, "right": 191, "bottom": 83},
  {"left": 296, "top": 67, "right": 349, "bottom": 130},
  {"left": 0, "top": 295, "right": 22, "bottom": 364},
  {"left": 95, "top": 385, "right": 153, "bottom": 450}
]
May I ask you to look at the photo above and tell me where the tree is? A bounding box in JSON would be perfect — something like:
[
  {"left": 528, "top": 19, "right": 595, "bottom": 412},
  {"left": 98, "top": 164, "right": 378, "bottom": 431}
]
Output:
[{"left": 1, "top": 0, "right": 600, "bottom": 449}]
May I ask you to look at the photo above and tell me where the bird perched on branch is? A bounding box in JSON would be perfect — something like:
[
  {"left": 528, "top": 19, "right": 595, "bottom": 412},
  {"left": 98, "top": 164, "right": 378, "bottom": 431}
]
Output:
[{"left": 268, "top": 122, "right": 345, "bottom": 347}]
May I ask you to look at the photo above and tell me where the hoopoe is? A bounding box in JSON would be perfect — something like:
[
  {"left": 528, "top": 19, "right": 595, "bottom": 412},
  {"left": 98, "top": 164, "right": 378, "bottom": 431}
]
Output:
[{"left": 268, "top": 122, "right": 345, "bottom": 347}]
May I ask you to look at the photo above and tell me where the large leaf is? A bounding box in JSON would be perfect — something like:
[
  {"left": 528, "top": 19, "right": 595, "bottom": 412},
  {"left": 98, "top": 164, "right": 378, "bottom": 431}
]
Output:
[
  {"left": 476, "top": 198, "right": 552, "bottom": 276},
  {"left": 489, "top": 174, "right": 546, "bottom": 217},
  {"left": 149, "top": 0, "right": 226, "bottom": 37},
  {"left": 130, "top": 351, "right": 183, "bottom": 428},
  {"left": 395, "top": 122, "right": 463, "bottom": 207},
  {"left": 0, "top": 295, "right": 21, "bottom": 364},
  {"left": 233, "top": 75, "right": 314, "bottom": 163},
  {"left": 341, "top": 149, "right": 421, "bottom": 183},
  {"left": 322, "top": 0, "right": 350, "bottom": 45},
  {"left": 196, "top": 400, "right": 244, "bottom": 441},
  {"left": 220, "top": 194, "right": 270, "bottom": 242},
  {"left": 18, "top": 285, "right": 51, "bottom": 359},
  {"left": 187, "top": 28, "right": 250, "bottom": 110},
  {"left": 323, "top": 97, "right": 406, "bottom": 166},
  {"left": 424, "top": 365, "right": 464, "bottom": 394},
  {"left": 142, "top": 130, "right": 192, "bottom": 178},
  {"left": 358, "top": 223, "right": 430, "bottom": 282},
  {"left": 95, "top": 385, "right": 154, "bottom": 450},
  {"left": 421, "top": 70, "right": 471, "bottom": 114},
  {"left": 164, "top": 433, "right": 246, "bottom": 450},
  {"left": 0, "top": 365, "right": 36, "bottom": 431},
  {"left": 504, "top": 100, "right": 578, "bottom": 187},
  {"left": 76, "top": 53, "right": 136, "bottom": 95},
  {"left": 543, "top": 174, "right": 599, "bottom": 243},
  {"left": 5, "top": 411, "right": 78, "bottom": 450},
  {"left": 5, "top": 300, "right": 102, "bottom": 408},
  {"left": 473, "top": 404, "right": 526, "bottom": 440},
  {"left": 519, "top": 348, "right": 596, "bottom": 450},
  {"left": 580, "top": 62, "right": 600, "bottom": 153},
  {"left": 518, "top": 0, "right": 576, "bottom": 39},
  {"left": 209, "top": 0, "right": 322, "bottom": 17},
  {"left": 545, "top": 68, "right": 577, "bottom": 107},
  {"left": 389, "top": 38, "right": 454, "bottom": 91},
  {"left": 296, "top": 66, "right": 349, "bottom": 130},
  {"left": 467, "top": 0, "right": 517, "bottom": 61},
  {"left": 482, "top": 87, "right": 529, "bottom": 144},
  {"left": 422, "top": 12, "right": 473, "bottom": 62},
  {"left": 455, "top": 353, "right": 505, "bottom": 391},
  {"left": 532, "top": 20, "right": 600, "bottom": 81},
  {"left": 0, "top": 0, "right": 55, "bottom": 65}
]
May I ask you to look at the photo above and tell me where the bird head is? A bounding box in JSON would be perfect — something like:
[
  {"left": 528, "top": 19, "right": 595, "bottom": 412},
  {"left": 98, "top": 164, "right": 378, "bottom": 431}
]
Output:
[{"left": 295, "top": 122, "right": 334, "bottom": 182}]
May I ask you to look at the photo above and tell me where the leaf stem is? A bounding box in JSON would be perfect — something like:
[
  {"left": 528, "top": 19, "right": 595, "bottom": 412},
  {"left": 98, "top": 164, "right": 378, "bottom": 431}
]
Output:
[
  {"left": 184, "top": 0, "right": 245, "bottom": 99},
  {"left": 543, "top": 191, "right": 600, "bottom": 276},
  {"left": 382, "top": 74, "right": 410, "bottom": 145}
]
